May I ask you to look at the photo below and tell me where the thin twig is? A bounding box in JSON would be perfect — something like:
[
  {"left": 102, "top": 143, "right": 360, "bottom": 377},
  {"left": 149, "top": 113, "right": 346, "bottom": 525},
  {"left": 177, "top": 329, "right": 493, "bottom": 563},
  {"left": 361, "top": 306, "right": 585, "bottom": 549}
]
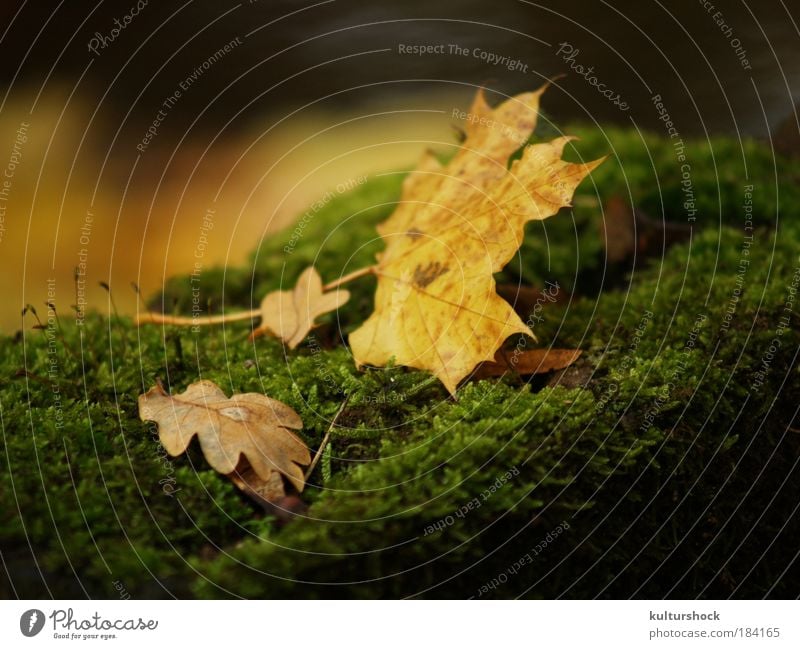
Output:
[
  {"left": 323, "top": 265, "right": 376, "bottom": 291},
  {"left": 305, "top": 396, "right": 350, "bottom": 480},
  {"left": 131, "top": 282, "right": 150, "bottom": 313},
  {"left": 136, "top": 265, "right": 374, "bottom": 328},
  {"left": 99, "top": 281, "right": 120, "bottom": 320},
  {"left": 23, "top": 304, "right": 43, "bottom": 328},
  {"left": 135, "top": 309, "right": 260, "bottom": 326},
  {"left": 44, "top": 301, "right": 77, "bottom": 361}
]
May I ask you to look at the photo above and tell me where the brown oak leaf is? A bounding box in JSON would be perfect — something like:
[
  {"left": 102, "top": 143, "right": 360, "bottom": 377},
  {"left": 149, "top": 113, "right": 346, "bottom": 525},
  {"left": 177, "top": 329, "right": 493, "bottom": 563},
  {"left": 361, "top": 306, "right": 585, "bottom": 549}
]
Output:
[{"left": 138, "top": 380, "right": 310, "bottom": 503}]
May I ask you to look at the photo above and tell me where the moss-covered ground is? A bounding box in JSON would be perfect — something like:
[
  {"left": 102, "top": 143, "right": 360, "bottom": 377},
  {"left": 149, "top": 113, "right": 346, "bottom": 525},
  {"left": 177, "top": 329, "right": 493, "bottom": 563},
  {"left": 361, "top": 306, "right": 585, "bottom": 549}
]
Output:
[{"left": 2, "top": 125, "right": 799, "bottom": 598}]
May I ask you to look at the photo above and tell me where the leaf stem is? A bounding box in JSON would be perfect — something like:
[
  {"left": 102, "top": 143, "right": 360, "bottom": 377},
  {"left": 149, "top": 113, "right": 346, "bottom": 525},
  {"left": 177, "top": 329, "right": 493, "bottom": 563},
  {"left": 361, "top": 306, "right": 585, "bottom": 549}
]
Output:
[
  {"left": 135, "top": 309, "right": 260, "bottom": 327},
  {"left": 136, "top": 265, "right": 374, "bottom": 328},
  {"left": 323, "top": 265, "right": 376, "bottom": 291}
]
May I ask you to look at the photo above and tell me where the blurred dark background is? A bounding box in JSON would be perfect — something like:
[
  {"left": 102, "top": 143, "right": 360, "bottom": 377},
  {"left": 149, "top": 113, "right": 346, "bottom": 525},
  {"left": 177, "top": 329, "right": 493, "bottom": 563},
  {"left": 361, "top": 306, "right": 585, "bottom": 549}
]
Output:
[
  {"left": 1, "top": 0, "right": 798, "bottom": 330},
  {"left": 3, "top": 0, "right": 797, "bottom": 136}
]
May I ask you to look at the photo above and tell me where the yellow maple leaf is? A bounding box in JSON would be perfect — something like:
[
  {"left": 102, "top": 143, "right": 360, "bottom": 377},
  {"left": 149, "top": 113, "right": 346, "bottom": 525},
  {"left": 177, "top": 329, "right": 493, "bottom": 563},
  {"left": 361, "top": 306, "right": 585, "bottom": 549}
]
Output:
[{"left": 349, "top": 84, "right": 604, "bottom": 395}]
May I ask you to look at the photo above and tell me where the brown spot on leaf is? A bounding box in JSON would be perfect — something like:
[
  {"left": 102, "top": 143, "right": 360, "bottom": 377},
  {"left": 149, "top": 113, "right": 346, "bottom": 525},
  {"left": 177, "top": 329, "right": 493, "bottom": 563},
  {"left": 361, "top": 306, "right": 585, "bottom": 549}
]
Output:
[
  {"left": 412, "top": 261, "right": 448, "bottom": 288},
  {"left": 406, "top": 228, "right": 424, "bottom": 240}
]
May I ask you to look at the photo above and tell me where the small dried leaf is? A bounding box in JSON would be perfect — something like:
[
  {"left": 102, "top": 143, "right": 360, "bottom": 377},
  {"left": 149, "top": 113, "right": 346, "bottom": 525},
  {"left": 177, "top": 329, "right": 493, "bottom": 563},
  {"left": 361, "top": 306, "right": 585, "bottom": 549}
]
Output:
[
  {"left": 602, "top": 196, "right": 637, "bottom": 263},
  {"left": 601, "top": 195, "right": 692, "bottom": 266},
  {"left": 251, "top": 266, "right": 349, "bottom": 348},
  {"left": 138, "top": 380, "right": 310, "bottom": 501},
  {"left": 773, "top": 103, "right": 800, "bottom": 159},
  {"left": 475, "top": 348, "right": 582, "bottom": 378}
]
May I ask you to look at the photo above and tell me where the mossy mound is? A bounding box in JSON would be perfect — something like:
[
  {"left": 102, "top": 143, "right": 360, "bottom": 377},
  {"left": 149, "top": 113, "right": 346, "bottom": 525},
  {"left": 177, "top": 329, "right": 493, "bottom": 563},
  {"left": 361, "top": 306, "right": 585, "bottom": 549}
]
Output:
[{"left": 2, "top": 127, "right": 799, "bottom": 598}]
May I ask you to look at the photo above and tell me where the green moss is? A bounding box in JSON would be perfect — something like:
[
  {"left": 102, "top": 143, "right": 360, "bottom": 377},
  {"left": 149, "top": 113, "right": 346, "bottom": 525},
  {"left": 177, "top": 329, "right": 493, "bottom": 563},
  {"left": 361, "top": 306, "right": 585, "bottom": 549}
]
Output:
[{"left": 2, "top": 127, "right": 799, "bottom": 598}]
